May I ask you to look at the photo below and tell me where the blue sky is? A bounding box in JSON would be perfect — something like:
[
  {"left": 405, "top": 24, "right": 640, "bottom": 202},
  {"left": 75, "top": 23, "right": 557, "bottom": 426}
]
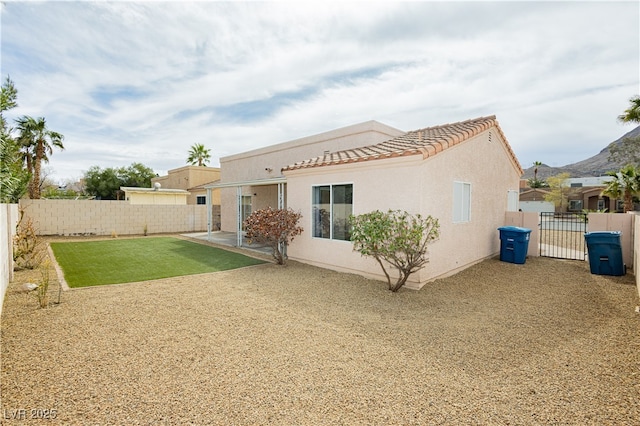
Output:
[{"left": 1, "top": 1, "right": 638, "bottom": 184}]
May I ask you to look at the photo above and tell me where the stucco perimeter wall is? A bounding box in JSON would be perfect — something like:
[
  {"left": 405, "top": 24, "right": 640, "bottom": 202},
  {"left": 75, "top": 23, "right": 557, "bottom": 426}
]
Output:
[
  {"left": 285, "top": 128, "right": 521, "bottom": 290},
  {"left": 504, "top": 211, "right": 540, "bottom": 256},
  {"left": 1, "top": 203, "right": 19, "bottom": 318},
  {"left": 19, "top": 199, "right": 208, "bottom": 236},
  {"left": 588, "top": 212, "right": 635, "bottom": 271},
  {"left": 504, "top": 211, "right": 635, "bottom": 268}
]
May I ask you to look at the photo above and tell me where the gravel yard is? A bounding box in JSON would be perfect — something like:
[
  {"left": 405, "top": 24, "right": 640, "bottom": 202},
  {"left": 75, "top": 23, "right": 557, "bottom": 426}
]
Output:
[{"left": 2, "top": 237, "right": 640, "bottom": 425}]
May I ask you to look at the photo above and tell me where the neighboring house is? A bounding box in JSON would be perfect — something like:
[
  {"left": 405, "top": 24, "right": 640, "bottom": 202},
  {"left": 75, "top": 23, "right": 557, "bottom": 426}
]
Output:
[
  {"left": 207, "top": 116, "right": 522, "bottom": 289},
  {"left": 520, "top": 176, "right": 619, "bottom": 213},
  {"left": 121, "top": 186, "right": 189, "bottom": 204},
  {"left": 566, "top": 177, "right": 618, "bottom": 212},
  {"left": 152, "top": 165, "right": 221, "bottom": 205},
  {"left": 519, "top": 188, "right": 554, "bottom": 213}
]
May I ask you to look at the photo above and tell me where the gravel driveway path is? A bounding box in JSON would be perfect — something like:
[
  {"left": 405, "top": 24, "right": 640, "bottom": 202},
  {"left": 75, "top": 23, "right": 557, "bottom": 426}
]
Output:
[{"left": 2, "top": 239, "right": 639, "bottom": 425}]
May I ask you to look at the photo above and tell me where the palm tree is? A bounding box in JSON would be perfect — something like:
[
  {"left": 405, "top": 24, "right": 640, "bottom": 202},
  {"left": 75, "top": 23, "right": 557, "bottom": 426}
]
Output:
[
  {"left": 15, "top": 116, "right": 64, "bottom": 199},
  {"left": 602, "top": 164, "right": 640, "bottom": 212},
  {"left": 618, "top": 95, "right": 640, "bottom": 124},
  {"left": 533, "top": 161, "right": 543, "bottom": 181},
  {"left": 187, "top": 143, "right": 211, "bottom": 167}
]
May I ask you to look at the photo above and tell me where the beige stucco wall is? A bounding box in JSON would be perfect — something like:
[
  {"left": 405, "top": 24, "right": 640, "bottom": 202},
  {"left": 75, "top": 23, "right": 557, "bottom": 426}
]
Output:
[
  {"left": 219, "top": 121, "right": 404, "bottom": 231},
  {"left": 19, "top": 199, "right": 208, "bottom": 236},
  {"left": 126, "top": 191, "right": 188, "bottom": 205},
  {"left": 504, "top": 211, "right": 540, "bottom": 256},
  {"left": 152, "top": 166, "right": 221, "bottom": 205},
  {"left": 188, "top": 188, "right": 219, "bottom": 206},
  {"left": 284, "top": 128, "right": 521, "bottom": 289},
  {"left": 588, "top": 212, "right": 634, "bottom": 269},
  {"left": 1, "top": 203, "right": 19, "bottom": 318},
  {"left": 153, "top": 166, "right": 220, "bottom": 189}
]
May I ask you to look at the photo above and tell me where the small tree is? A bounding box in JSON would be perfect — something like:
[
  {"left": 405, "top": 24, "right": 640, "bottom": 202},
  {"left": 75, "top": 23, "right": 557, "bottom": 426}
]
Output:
[
  {"left": 527, "top": 177, "right": 549, "bottom": 188},
  {"left": 83, "top": 162, "right": 156, "bottom": 199},
  {"left": 544, "top": 172, "right": 571, "bottom": 211},
  {"left": 349, "top": 210, "right": 440, "bottom": 292},
  {"left": 243, "top": 207, "right": 303, "bottom": 265},
  {"left": 602, "top": 164, "right": 640, "bottom": 212}
]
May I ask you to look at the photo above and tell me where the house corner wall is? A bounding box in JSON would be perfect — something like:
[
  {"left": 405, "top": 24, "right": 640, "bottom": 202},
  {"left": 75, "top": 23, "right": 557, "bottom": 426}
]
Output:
[{"left": 1, "top": 203, "right": 19, "bottom": 318}]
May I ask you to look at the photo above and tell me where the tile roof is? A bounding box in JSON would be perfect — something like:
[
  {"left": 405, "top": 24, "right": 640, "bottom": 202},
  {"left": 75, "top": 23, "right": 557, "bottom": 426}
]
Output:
[{"left": 282, "top": 115, "right": 523, "bottom": 174}]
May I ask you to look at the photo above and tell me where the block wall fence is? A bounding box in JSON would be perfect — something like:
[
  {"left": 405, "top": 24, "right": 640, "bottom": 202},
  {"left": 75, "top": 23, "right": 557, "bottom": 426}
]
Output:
[
  {"left": 3, "top": 206, "right": 638, "bottom": 320},
  {"left": 18, "top": 199, "right": 219, "bottom": 236}
]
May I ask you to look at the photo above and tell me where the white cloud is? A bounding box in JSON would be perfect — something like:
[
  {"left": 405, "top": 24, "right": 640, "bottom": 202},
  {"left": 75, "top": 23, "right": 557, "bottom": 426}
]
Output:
[{"left": 1, "top": 1, "right": 638, "bottom": 182}]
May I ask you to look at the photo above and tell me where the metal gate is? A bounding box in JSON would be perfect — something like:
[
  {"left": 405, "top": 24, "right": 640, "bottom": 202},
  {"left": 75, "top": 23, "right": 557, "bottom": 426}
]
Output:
[{"left": 539, "top": 212, "right": 588, "bottom": 260}]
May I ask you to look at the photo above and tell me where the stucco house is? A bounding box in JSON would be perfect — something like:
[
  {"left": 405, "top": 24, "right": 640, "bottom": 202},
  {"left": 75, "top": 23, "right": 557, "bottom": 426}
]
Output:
[
  {"left": 207, "top": 120, "right": 405, "bottom": 245},
  {"left": 519, "top": 188, "right": 554, "bottom": 213},
  {"left": 207, "top": 116, "right": 522, "bottom": 289},
  {"left": 121, "top": 186, "right": 189, "bottom": 205},
  {"left": 152, "top": 165, "right": 221, "bottom": 205},
  {"left": 565, "top": 176, "right": 618, "bottom": 212},
  {"left": 152, "top": 165, "right": 222, "bottom": 229}
]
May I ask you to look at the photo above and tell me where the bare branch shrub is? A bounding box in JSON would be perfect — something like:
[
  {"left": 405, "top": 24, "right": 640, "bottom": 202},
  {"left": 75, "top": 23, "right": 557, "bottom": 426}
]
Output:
[
  {"left": 244, "top": 207, "right": 303, "bottom": 265},
  {"left": 13, "top": 208, "right": 44, "bottom": 270}
]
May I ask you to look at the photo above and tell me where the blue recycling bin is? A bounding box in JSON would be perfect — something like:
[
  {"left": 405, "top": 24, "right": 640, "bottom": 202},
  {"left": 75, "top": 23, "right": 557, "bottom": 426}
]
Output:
[
  {"left": 584, "top": 231, "right": 626, "bottom": 276},
  {"left": 498, "top": 226, "right": 531, "bottom": 264}
]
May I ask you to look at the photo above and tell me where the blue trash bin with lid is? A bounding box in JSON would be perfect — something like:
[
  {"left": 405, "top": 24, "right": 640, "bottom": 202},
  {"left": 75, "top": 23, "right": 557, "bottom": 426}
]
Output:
[
  {"left": 498, "top": 226, "right": 531, "bottom": 264},
  {"left": 584, "top": 231, "right": 626, "bottom": 276}
]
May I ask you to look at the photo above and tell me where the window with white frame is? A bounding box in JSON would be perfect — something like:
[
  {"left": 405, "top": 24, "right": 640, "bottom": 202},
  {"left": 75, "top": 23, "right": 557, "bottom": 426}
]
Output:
[
  {"left": 196, "top": 195, "right": 206, "bottom": 205},
  {"left": 312, "top": 184, "right": 353, "bottom": 241},
  {"left": 453, "top": 181, "right": 471, "bottom": 223}
]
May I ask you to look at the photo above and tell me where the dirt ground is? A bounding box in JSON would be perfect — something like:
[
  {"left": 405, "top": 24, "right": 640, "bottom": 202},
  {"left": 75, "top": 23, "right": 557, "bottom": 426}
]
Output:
[{"left": 1, "top": 237, "right": 639, "bottom": 425}]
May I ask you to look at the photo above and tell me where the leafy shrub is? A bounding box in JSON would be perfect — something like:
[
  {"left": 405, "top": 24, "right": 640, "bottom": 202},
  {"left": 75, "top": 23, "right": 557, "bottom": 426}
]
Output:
[
  {"left": 349, "top": 210, "right": 439, "bottom": 292},
  {"left": 36, "top": 259, "right": 51, "bottom": 308},
  {"left": 244, "top": 207, "right": 303, "bottom": 265}
]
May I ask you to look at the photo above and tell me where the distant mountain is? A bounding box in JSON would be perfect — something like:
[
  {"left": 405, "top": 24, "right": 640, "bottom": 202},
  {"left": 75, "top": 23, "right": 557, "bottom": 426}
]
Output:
[{"left": 522, "top": 125, "right": 640, "bottom": 179}]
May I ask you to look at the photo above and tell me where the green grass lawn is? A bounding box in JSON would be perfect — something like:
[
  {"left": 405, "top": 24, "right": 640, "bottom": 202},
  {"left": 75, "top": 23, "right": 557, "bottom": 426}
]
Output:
[{"left": 49, "top": 237, "right": 266, "bottom": 288}]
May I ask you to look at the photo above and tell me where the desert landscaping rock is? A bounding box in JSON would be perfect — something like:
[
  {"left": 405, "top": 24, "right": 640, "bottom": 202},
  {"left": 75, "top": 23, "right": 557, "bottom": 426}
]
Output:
[{"left": 1, "top": 237, "right": 639, "bottom": 424}]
